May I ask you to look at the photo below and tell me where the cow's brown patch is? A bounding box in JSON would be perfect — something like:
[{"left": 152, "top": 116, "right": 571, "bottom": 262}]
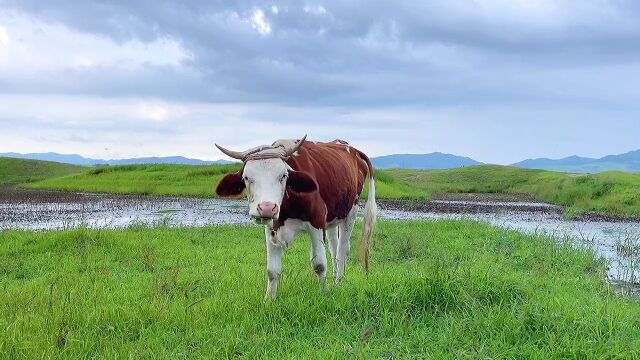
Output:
[{"left": 275, "top": 140, "right": 374, "bottom": 228}]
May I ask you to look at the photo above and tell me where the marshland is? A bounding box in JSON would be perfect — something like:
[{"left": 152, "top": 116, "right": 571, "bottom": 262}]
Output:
[{"left": 1, "top": 158, "right": 640, "bottom": 358}]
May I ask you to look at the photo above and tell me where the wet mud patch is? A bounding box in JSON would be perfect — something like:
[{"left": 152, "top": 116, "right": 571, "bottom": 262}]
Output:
[
  {"left": 380, "top": 194, "right": 639, "bottom": 223},
  {"left": 0, "top": 186, "right": 248, "bottom": 229}
]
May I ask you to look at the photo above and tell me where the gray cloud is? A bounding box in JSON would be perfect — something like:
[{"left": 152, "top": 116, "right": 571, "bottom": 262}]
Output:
[
  {"left": 2, "top": 0, "right": 640, "bottom": 108},
  {"left": 1, "top": 1, "right": 640, "bottom": 163}
]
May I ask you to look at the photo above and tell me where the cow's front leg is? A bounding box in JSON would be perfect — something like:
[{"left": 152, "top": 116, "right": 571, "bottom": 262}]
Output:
[
  {"left": 309, "top": 227, "right": 327, "bottom": 291},
  {"left": 265, "top": 228, "right": 283, "bottom": 300}
]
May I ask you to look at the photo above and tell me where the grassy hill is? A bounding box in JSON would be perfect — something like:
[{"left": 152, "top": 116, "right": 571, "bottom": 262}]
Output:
[
  {"left": 23, "top": 164, "right": 640, "bottom": 216},
  {"left": 1, "top": 221, "right": 639, "bottom": 357},
  {"left": 25, "top": 163, "right": 244, "bottom": 197},
  {"left": 0, "top": 157, "right": 85, "bottom": 185}
]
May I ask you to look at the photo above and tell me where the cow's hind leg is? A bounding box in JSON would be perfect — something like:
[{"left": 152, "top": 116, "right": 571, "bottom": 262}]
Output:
[
  {"left": 309, "top": 227, "right": 328, "bottom": 291},
  {"left": 335, "top": 207, "right": 357, "bottom": 283},
  {"left": 265, "top": 228, "right": 283, "bottom": 300},
  {"left": 327, "top": 224, "right": 339, "bottom": 279}
]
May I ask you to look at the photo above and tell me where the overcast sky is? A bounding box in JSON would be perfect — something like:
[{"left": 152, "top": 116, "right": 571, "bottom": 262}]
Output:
[{"left": 0, "top": 1, "right": 639, "bottom": 164}]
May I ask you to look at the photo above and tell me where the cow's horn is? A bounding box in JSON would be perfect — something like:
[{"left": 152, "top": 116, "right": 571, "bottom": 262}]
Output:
[
  {"left": 215, "top": 144, "right": 248, "bottom": 160},
  {"left": 284, "top": 134, "right": 307, "bottom": 157}
]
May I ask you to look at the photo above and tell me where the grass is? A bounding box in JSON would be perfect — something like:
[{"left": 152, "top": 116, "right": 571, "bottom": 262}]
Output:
[
  {"left": 25, "top": 163, "right": 423, "bottom": 200},
  {"left": 0, "top": 157, "right": 85, "bottom": 185},
  {"left": 1, "top": 220, "right": 639, "bottom": 358},
  {"left": 23, "top": 163, "right": 640, "bottom": 216}
]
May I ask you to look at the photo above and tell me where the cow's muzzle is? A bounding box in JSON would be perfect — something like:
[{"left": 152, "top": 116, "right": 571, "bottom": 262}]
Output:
[{"left": 256, "top": 201, "right": 279, "bottom": 219}]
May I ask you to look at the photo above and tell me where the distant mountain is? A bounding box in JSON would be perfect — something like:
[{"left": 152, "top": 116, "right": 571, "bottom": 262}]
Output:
[
  {"left": 5, "top": 148, "right": 639, "bottom": 173},
  {"left": 512, "top": 150, "right": 640, "bottom": 173},
  {"left": 0, "top": 152, "right": 99, "bottom": 166},
  {"left": 0, "top": 152, "right": 233, "bottom": 166},
  {"left": 514, "top": 156, "right": 596, "bottom": 168},
  {"left": 103, "top": 156, "right": 231, "bottom": 166},
  {"left": 372, "top": 152, "right": 482, "bottom": 170}
]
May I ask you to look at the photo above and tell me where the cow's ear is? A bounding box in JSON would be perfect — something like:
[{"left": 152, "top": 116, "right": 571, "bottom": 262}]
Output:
[
  {"left": 216, "top": 172, "right": 246, "bottom": 198},
  {"left": 287, "top": 170, "right": 317, "bottom": 193}
]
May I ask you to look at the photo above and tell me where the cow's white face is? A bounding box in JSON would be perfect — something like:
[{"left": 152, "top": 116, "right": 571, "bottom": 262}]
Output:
[
  {"left": 243, "top": 159, "right": 288, "bottom": 221},
  {"left": 216, "top": 158, "right": 318, "bottom": 223}
]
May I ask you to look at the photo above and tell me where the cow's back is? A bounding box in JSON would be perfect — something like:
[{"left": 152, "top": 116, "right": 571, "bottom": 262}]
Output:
[{"left": 286, "top": 140, "right": 369, "bottom": 223}]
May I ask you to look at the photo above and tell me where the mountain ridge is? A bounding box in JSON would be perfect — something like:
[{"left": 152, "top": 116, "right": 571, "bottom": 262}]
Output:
[
  {"left": 371, "top": 152, "right": 482, "bottom": 169},
  {"left": 512, "top": 149, "right": 640, "bottom": 173},
  {"left": 2, "top": 149, "right": 639, "bottom": 172},
  {"left": 0, "top": 152, "right": 233, "bottom": 166}
]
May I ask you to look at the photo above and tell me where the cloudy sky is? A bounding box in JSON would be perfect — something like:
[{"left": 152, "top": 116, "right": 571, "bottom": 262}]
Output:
[{"left": 0, "top": 1, "right": 639, "bottom": 164}]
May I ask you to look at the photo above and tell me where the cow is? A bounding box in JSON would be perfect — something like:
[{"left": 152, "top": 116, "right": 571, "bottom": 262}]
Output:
[{"left": 215, "top": 135, "right": 376, "bottom": 299}]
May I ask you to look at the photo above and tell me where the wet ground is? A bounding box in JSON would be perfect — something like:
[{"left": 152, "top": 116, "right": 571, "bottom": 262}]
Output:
[
  {"left": 1, "top": 186, "right": 639, "bottom": 292},
  {"left": 0, "top": 186, "right": 249, "bottom": 229}
]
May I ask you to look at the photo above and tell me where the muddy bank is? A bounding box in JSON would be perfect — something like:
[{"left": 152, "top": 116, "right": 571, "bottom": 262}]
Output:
[
  {"left": 0, "top": 185, "right": 182, "bottom": 204},
  {"left": 378, "top": 198, "right": 638, "bottom": 223},
  {"left": 429, "top": 192, "right": 540, "bottom": 202}
]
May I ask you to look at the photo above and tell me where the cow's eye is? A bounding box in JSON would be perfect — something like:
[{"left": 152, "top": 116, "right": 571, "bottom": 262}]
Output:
[{"left": 280, "top": 174, "right": 287, "bottom": 182}]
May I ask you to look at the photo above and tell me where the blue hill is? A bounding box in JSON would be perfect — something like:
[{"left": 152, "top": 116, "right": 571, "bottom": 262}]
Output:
[
  {"left": 371, "top": 152, "right": 482, "bottom": 170},
  {"left": 512, "top": 150, "right": 640, "bottom": 173},
  {"left": 0, "top": 152, "right": 233, "bottom": 166}
]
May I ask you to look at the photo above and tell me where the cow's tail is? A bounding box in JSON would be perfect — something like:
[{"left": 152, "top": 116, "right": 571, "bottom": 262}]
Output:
[{"left": 358, "top": 151, "right": 377, "bottom": 273}]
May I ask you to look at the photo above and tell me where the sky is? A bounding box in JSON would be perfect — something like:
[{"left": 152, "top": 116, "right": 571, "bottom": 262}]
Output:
[{"left": 0, "top": 1, "right": 639, "bottom": 164}]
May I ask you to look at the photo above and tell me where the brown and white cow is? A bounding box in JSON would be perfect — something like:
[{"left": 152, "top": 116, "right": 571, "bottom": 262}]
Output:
[{"left": 215, "top": 135, "right": 376, "bottom": 298}]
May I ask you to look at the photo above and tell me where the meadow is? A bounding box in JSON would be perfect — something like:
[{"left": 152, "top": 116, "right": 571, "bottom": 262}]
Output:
[
  {"left": 1, "top": 220, "right": 639, "bottom": 358},
  {"left": 22, "top": 162, "right": 640, "bottom": 216}
]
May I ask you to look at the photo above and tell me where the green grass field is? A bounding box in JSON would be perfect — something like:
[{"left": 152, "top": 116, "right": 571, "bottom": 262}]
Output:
[
  {"left": 23, "top": 162, "right": 640, "bottom": 216},
  {"left": 1, "top": 220, "right": 639, "bottom": 358},
  {"left": 0, "top": 157, "right": 85, "bottom": 185}
]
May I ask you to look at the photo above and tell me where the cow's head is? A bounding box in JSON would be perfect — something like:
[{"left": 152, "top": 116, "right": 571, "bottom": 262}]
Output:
[{"left": 215, "top": 136, "right": 317, "bottom": 222}]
